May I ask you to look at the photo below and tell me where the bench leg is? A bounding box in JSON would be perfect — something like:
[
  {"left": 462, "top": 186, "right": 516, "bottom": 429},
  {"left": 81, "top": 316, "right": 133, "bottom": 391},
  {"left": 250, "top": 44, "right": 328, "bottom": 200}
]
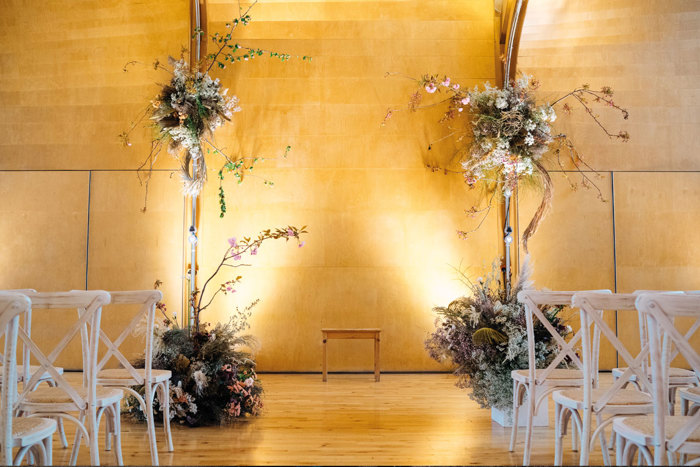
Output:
[
  {"left": 374, "top": 337, "right": 380, "bottom": 382},
  {"left": 322, "top": 337, "right": 328, "bottom": 382}
]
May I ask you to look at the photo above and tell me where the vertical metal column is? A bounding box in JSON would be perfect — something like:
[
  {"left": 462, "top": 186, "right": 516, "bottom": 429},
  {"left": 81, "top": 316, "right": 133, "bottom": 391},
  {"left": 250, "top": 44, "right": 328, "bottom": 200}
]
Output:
[{"left": 186, "top": 0, "right": 202, "bottom": 331}]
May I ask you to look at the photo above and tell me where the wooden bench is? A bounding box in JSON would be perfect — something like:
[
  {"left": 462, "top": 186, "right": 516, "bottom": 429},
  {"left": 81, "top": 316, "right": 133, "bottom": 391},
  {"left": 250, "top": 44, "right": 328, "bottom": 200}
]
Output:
[{"left": 322, "top": 328, "right": 381, "bottom": 382}]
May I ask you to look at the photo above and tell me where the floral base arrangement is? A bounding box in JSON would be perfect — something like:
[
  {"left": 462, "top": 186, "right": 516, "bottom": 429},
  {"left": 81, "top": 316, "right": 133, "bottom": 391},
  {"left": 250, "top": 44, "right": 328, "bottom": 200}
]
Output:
[
  {"left": 126, "top": 318, "right": 263, "bottom": 426},
  {"left": 126, "top": 225, "right": 307, "bottom": 426},
  {"left": 491, "top": 392, "right": 548, "bottom": 427},
  {"left": 425, "top": 257, "right": 571, "bottom": 413}
]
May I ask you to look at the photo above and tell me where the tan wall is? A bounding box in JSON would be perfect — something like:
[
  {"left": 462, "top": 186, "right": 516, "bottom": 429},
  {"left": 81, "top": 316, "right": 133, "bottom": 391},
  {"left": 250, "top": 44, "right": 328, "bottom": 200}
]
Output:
[
  {"left": 0, "top": 0, "right": 497, "bottom": 371},
  {"left": 2, "top": 0, "right": 698, "bottom": 371},
  {"left": 517, "top": 0, "right": 700, "bottom": 368}
]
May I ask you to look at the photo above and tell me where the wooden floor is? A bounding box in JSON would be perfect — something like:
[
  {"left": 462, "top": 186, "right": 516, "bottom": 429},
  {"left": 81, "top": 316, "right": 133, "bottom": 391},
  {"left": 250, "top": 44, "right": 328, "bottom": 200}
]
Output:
[{"left": 51, "top": 373, "right": 607, "bottom": 465}]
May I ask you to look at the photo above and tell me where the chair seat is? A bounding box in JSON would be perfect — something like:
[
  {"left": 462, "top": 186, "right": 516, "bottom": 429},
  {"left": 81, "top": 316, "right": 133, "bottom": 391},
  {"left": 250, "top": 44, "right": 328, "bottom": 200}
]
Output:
[
  {"left": 554, "top": 388, "right": 653, "bottom": 410},
  {"left": 97, "top": 368, "right": 171, "bottom": 385},
  {"left": 12, "top": 417, "right": 57, "bottom": 447},
  {"left": 512, "top": 368, "right": 583, "bottom": 383},
  {"left": 613, "top": 414, "right": 700, "bottom": 445},
  {"left": 22, "top": 385, "right": 123, "bottom": 407},
  {"left": 612, "top": 366, "right": 697, "bottom": 384}
]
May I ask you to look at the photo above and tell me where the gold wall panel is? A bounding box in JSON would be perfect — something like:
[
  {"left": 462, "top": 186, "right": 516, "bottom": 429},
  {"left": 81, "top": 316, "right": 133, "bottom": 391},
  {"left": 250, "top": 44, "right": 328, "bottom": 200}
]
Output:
[
  {"left": 86, "top": 171, "right": 185, "bottom": 369},
  {"left": 0, "top": 171, "right": 89, "bottom": 369},
  {"left": 186, "top": 0, "right": 498, "bottom": 371},
  {"left": 517, "top": 172, "right": 618, "bottom": 369},
  {"left": 0, "top": 0, "right": 189, "bottom": 170},
  {"left": 615, "top": 172, "right": 700, "bottom": 366},
  {"left": 518, "top": 0, "right": 700, "bottom": 172}
]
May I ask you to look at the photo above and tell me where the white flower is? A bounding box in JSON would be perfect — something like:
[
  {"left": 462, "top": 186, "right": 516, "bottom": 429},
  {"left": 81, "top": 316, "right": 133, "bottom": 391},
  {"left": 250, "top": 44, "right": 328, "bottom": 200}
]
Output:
[
  {"left": 245, "top": 377, "right": 254, "bottom": 387},
  {"left": 193, "top": 370, "right": 208, "bottom": 394},
  {"left": 495, "top": 96, "right": 508, "bottom": 109},
  {"left": 524, "top": 134, "right": 535, "bottom": 146},
  {"left": 525, "top": 120, "right": 536, "bottom": 131}
]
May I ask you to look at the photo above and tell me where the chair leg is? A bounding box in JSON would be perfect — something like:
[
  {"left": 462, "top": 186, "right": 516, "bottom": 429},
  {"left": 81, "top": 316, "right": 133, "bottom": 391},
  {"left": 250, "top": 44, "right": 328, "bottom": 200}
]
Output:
[
  {"left": 509, "top": 380, "right": 520, "bottom": 452},
  {"left": 579, "top": 407, "right": 592, "bottom": 466},
  {"left": 44, "top": 433, "right": 53, "bottom": 466},
  {"left": 681, "top": 397, "right": 689, "bottom": 416},
  {"left": 161, "top": 380, "right": 174, "bottom": 452},
  {"left": 105, "top": 406, "right": 113, "bottom": 451},
  {"left": 571, "top": 415, "right": 579, "bottom": 452},
  {"left": 70, "top": 411, "right": 85, "bottom": 466},
  {"left": 622, "top": 442, "right": 637, "bottom": 466},
  {"left": 56, "top": 416, "right": 68, "bottom": 449},
  {"left": 523, "top": 384, "right": 535, "bottom": 466},
  {"left": 112, "top": 403, "right": 124, "bottom": 466},
  {"left": 146, "top": 384, "right": 160, "bottom": 465},
  {"left": 595, "top": 413, "right": 612, "bottom": 466},
  {"left": 554, "top": 403, "right": 564, "bottom": 466},
  {"left": 614, "top": 432, "right": 624, "bottom": 466},
  {"left": 87, "top": 405, "right": 100, "bottom": 466}
]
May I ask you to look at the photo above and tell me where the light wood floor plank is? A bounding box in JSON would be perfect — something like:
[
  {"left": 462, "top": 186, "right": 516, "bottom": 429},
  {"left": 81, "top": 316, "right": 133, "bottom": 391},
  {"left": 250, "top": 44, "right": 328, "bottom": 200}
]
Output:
[{"left": 51, "top": 373, "right": 608, "bottom": 465}]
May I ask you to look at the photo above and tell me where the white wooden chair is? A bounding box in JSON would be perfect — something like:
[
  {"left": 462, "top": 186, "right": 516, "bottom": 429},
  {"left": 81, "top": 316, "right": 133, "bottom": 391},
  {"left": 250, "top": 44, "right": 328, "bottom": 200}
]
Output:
[
  {"left": 0, "top": 292, "right": 56, "bottom": 466},
  {"left": 613, "top": 293, "right": 700, "bottom": 465},
  {"left": 512, "top": 290, "right": 603, "bottom": 465},
  {"left": 14, "top": 290, "right": 124, "bottom": 465},
  {"left": 558, "top": 292, "right": 655, "bottom": 466},
  {"left": 2, "top": 289, "right": 68, "bottom": 448},
  {"left": 92, "top": 289, "right": 173, "bottom": 465},
  {"left": 610, "top": 291, "right": 698, "bottom": 416}
]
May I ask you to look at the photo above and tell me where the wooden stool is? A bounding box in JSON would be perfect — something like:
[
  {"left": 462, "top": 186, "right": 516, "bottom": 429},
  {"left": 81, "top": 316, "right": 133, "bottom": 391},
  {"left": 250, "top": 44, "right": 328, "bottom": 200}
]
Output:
[{"left": 322, "top": 328, "right": 381, "bottom": 382}]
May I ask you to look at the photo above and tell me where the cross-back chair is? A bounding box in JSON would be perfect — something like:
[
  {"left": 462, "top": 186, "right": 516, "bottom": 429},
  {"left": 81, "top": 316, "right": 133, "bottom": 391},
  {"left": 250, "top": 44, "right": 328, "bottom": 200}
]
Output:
[
  {"left": 1, "top": 288, "right": 69, "bottom": 448},
  {"left": 610, "top": 291, "right": 698, "bottom": 416},
  {"left": 14, "top": 290, "right": 123, "bottom": 466},
  {"left": 88, "top": 289, "right": 173, "bottom": 465},
  {"left": 613, "top": 293, "right": 700, "bottom": 465},
  {"left": 561, "top": 292, "right": 656, "bottom": 466},
  {"left": 0, "top": 292, "right": 56, "bottom": 466},
  {"left": 512, "top": 290, "right": 605, "bottom": 465}
]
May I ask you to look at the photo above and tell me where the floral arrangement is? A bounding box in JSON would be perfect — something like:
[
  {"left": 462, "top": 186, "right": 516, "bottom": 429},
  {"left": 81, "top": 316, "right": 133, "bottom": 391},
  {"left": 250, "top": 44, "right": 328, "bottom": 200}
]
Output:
[
  {"left": 126, "top": 312, "right": 264, "bottom": 426},
  {"left": 425, "top": 257, "right": 571, "bottom": 411},
  {"left": 120, "top": 1, "right": 310, "bottom": 214},
  {"left": 126, "top": 225, "right": 307, "bottom": 426},
  {"left": 385, "top": 74, "right": 629, "bottom": 249}
]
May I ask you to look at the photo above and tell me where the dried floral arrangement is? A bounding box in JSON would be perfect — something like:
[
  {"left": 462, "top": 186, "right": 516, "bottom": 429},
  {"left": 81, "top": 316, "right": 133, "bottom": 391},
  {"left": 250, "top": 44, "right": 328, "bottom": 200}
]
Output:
[
  {"left": 384, "top": 74, "right": 629, "bottom": 250},
  {"left": 425, "top": 257, "right": 571, "bottom": 411},
  {"left": 120, "top": 1, "right": 310, "bottom": 215},
  {"left": 126, "top": 225, "right": 307, "bottom": 426}
]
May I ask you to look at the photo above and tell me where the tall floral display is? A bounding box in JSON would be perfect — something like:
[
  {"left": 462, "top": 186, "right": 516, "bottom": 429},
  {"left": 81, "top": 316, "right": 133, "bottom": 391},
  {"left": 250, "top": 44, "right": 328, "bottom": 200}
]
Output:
[
  {"left": 386, "top": 73, "right": 628, "bottom": 413},
  {"left": 385, "top": 74, "right": 629, "bottom": 249},
  {"left": 121, "top": 3, "right": 310, "bottom": 423}
]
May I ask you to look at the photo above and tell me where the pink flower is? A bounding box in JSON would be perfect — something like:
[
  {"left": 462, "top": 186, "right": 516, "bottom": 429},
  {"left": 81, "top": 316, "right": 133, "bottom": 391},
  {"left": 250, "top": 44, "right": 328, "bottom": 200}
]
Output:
[
  {"left": 458, "top": 108, "right": 463, "bottom": 112},
  {"left": 251, "top": 247, "right": 258, "bottom": 255},
  {"left": 441, "top": 77, "right": 450, "bottom": 87},
  {"left": 233, "top": 254, "right": 241, "bottom": 261},
  {"left": 228, "top": 237, "right": 237, "bottom": 248},
  {"left": 298, "top": 241, "right": 305, "bottom": 248},
  {"left": 461, "top": 96, "right": 470, "bottom": 105},
  {"left": 453, "top": 84, "right": 460, "bottom": 90},
  {"left": 425, "top": 82, "right": 437, "bottom": 94},
  {"left": 287, "top": 228, "right": 294, "bottom": 237}
]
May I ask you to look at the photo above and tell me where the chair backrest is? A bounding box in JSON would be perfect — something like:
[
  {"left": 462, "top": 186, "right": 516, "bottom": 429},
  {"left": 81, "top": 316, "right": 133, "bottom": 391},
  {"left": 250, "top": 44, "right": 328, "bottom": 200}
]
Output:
[
  {"left": 573, "top": 292, "right": 652, "bottom": 413},
  {"left": 517, "top": 289, "right": 610, "bottom": 386},
  {"left": 4, "top": 289, "right": 38, "bottom": 384},
  {"left": 0, "top": 293, "right": 32, "bottom": 465},
  {"left": 637, "top": 293, "right": 700, "bottom": 461},
  {"left": 12, "top": 291, "right": 110, "bottom": 411},
  {"left": 85, "top": 290, "right": 163, "bottom": 385}
]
